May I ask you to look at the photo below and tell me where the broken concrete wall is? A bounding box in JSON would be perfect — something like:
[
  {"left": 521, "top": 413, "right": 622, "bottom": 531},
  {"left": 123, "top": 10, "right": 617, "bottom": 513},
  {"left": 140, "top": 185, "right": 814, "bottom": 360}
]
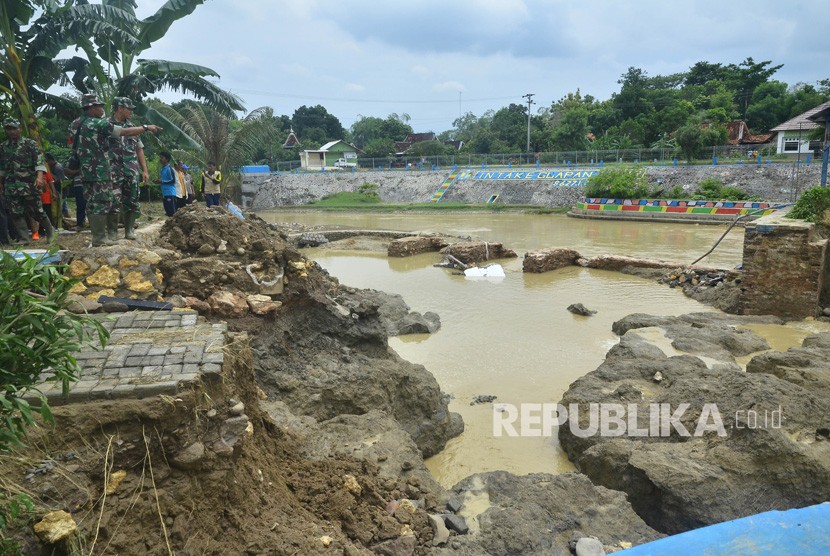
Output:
[{"left": 741, "top": 213, "right": 828, "bottom": 318}]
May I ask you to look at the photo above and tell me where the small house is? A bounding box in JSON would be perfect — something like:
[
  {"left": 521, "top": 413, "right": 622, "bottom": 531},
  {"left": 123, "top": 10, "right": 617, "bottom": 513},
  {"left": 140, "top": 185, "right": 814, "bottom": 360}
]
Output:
[
  {"left": 770, "top": 101, "right": 830, "bottom": 155},
  {"left": 299, "top": 140, "right": 360, "bottom": 170}
]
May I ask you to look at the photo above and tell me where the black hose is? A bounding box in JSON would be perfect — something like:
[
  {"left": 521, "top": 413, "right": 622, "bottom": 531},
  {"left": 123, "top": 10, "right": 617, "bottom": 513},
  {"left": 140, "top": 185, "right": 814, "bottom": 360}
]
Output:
[{"left": 689, "top": 203, "right": 792, "bottom": 267}]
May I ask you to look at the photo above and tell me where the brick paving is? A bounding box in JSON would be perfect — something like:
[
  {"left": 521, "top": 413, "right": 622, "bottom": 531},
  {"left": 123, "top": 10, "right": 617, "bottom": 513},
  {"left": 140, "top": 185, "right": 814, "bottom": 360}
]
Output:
[{"left": 33, "top": 310, "right": 226, "bottom": 404}]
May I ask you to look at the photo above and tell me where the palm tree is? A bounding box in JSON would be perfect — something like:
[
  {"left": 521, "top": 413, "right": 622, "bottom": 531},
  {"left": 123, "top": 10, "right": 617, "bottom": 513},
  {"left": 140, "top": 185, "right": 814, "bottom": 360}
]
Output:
[{"left": 153, "top": 101, "right": 278, "bottom": 171}]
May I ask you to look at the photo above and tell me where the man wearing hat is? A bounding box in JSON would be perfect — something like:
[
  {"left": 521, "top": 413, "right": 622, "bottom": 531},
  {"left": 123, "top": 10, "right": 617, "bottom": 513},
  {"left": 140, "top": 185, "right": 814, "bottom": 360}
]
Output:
[
  {"left": 0, "top": 117, "right": 53, "bottom": 243},
  {"left": 72, "top": 93, "right": 160, "bottom": 246},
  {"left": 109, "top": 97, "right": 151, "bottom": 240}
]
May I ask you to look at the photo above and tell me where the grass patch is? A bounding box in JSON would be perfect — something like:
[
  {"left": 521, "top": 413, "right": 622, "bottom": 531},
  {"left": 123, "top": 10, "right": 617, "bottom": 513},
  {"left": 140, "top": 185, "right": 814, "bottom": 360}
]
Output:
[{"left": 312, "top": 191, "right": 382, "bottom": 207}]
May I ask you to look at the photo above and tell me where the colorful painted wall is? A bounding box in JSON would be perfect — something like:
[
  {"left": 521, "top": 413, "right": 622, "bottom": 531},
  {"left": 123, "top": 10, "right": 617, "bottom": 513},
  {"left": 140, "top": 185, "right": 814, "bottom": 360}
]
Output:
[{"left": 576, "top": 198, "right": 776, "bottom": 217}]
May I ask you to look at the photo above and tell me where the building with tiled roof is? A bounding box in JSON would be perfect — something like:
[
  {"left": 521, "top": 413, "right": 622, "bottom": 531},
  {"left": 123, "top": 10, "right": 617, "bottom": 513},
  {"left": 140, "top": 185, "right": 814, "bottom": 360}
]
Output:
[
  {"left": 770, "top": 101, "right": 830, "bottom": 155},
  {"left": 283, "top": 128, "right": 301, "bottom": 149},
  {"left": 725, "top": 121, "right": 773, "bottom": 146}
]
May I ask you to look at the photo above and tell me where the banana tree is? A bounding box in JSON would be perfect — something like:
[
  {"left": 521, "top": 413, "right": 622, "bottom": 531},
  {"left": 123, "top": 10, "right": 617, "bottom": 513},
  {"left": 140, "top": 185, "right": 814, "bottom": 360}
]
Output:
[
  {"left": 0, "top": 0, "right": 140, "bottom": 144},
  {"left": 77, "top": 0, "right": 244, "bottom": 119}
]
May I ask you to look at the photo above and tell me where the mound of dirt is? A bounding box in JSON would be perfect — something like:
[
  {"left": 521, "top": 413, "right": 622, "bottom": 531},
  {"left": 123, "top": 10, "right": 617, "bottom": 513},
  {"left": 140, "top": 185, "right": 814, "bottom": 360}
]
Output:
[{"left": 2, "top": 334, "right": 440, "bottom": 555}]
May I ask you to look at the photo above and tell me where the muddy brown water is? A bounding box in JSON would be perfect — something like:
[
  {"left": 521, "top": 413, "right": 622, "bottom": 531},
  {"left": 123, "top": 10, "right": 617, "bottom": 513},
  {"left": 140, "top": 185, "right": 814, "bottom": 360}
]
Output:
[{"left": 259, "top": 211, "right": 828, "bottom": 487}]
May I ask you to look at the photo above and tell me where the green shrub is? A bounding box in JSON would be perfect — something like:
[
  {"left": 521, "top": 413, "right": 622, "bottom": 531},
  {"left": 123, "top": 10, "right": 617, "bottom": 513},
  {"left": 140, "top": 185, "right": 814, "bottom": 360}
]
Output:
[
  {"left": 692, "top": 178, "right": 751, "bottom": 201},
  {"left": 695, "top": 178, "right": 724, "bottom": 198},
  {"left": 356, "top": 182, "right": 380, "bottom": 199},
  {"left": 584, "top": 168, "right": 652, "bottom": 199},
  {"left": 788, "top": 186, "right": 830, "bottom": 222},
  {"left": 0, "top": 251, "right": 108, "bottom": 452}
]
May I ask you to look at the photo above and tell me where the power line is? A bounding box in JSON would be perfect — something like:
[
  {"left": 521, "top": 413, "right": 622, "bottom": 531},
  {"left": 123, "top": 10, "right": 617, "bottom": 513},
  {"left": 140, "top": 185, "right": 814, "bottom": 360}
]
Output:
[{"left": 228, "top": 88, "right": 517, "bottom": 105}]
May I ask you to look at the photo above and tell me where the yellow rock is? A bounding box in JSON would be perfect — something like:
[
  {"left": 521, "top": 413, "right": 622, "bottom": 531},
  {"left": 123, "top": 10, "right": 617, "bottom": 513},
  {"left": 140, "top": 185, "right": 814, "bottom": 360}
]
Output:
[
  {"left": 619, "top": 541, "right": 633, "bottom": 549},
  {"left": 33, "top": 510, "right": 77, "bottom": 544},
  {"left": 118, "top": 257, "right": 138, "bottom": 269},
  {"left": 67, "top": 259, "right": 90, "bottom": 278},
  {"left": 69, "top": 282, "right": 87, "bottom": 294},
  {"left": 106, "top": 470, "right": 127, "bottom": 495},
  {"left": 397, "top": 499, "right": 417, "bottom": 514},
  {"left": 86, "top": 288, "right": 114, "bottom": 300},
  {"left": 343, "top": 474, "right": 362, "bottom": 496},
  {"left": 154, "top": 269, "right": 164, "bottom": 285},
  {"left": 401, "top": 524, "right": 414, "bottom": 537},
  {"left": 124, "top": 271, "right": 155, "bottom": 293},
  {"left": 320, "top": 535, "right": 333, "bottom": 547},
  {"left": 86, "top": 265, "right": 120, "bottom": 288}
]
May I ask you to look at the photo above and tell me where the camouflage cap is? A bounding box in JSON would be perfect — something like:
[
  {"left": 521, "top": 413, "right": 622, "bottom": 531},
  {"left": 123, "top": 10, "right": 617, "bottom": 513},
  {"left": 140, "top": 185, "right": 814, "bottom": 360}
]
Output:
[
  {"left": 112, "top": 97, "right": 135, "bottom": 109},
  {"left": 81, "top": 93, "right": 105, "bottom": 109},
  {"left": 2, "top": 117, "right": 20, "bottom": 128}
]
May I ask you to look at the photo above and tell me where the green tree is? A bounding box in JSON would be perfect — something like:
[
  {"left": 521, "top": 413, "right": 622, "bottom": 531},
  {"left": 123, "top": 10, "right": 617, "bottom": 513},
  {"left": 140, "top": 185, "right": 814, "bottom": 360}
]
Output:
[
  {"left": 490, "top": 103, "right": 527, "bottom": 151},
  {"left": 744, "top": 81, "right": 792, "bottom": 131},
  {"left": 449, "top": 111, "right": 481, "bottom": 143},
  {"left": 0, "top": 251, "right": 108, "bottom": 451},
  {"left": 675, "top": 123, "right": 704, "bottom": 162},
  {"left": 407, "top": 140, "right": 449, "bottom": 157},
  {"left": 723, "top": 57, "right": 783, "bottom": 118},
  {"left": 362, "top": 137, "right": 395, "bottom": 158},
  {"left": 292, "top": 105, "right": 345, "bottom": 146},
  {"left": 545, "top": 91, "right": 591, "bottom": 151},
  {"left": 350, "top": 114, "right": 412, "bottom": 148}
]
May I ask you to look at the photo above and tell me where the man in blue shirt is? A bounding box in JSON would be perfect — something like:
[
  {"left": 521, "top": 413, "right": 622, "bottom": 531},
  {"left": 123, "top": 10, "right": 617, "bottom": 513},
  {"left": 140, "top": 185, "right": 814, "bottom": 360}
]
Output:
[{"left": 156, "top": 152, "right": 177, "bottom": 216}]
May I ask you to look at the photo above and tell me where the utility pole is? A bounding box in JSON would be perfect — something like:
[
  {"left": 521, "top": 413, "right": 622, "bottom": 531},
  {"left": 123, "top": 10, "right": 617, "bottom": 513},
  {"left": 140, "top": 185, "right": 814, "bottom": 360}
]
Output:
[{"left": 522, "top": 93, "right": 535, "bottom": 157}]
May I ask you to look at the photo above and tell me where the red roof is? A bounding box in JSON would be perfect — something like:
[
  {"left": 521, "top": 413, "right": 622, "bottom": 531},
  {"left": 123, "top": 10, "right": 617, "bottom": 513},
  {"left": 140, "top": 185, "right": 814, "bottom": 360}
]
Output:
[{"left": 724, "top": 121, "right": 772, "bottom": 145}]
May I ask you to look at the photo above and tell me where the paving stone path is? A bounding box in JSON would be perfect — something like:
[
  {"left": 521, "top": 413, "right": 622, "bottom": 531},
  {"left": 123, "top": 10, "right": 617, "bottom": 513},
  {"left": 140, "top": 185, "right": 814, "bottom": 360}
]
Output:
[{"left": 33, "top": 310, "right": 226, "bottom": 404}]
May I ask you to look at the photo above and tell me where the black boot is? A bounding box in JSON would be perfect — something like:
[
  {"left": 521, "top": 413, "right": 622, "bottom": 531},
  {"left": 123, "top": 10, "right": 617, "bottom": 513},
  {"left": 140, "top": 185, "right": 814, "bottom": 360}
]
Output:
[
  {"left": 89, "top": 215, "right": 114, "bottom": 247},
  {"left": 106, "top": 213, "right": 119, "bottom": 242},
  {"left": 11, "top": 216, "right": 30, "bottom": 245},
  {"left": 39, "top": 214, "right": 54, "bottom": 241}
]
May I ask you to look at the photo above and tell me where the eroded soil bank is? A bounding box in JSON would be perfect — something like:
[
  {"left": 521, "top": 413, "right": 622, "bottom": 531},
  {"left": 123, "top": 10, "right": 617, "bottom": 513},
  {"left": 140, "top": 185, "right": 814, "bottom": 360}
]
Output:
[{"left": 2, "top": 206, "right": 826, "bottom": 554}]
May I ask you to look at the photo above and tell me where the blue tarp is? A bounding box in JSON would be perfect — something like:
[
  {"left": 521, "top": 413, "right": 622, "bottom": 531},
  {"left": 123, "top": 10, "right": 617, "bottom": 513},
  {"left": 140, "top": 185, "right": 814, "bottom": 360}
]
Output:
[
  {"left": 240, "top": 165, "right": 271, "bottom": 174},
  {"left": 625, "top": 503, "right": 830, "bottom": 555},
  {"left": 4, "top": 249, "right": 63, "bottom": 264}
]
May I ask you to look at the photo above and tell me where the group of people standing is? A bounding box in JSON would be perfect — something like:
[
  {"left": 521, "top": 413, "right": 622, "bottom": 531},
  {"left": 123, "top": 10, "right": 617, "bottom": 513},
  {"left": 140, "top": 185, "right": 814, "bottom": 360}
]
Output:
[
  {"left": 1, "top": 92, "right": 225, "bottom": 247},
  {"left": 157, "top": 154, "right": 222, "bottom": 217},
  {"left": 69, "top": 94, "right": 161, "bottom": 246},
  {"left": 0, "top": 118, "right": 52, "bottom": 245},
  {"left": 0, "top": 94, "right": 160, "bottom": 247}
]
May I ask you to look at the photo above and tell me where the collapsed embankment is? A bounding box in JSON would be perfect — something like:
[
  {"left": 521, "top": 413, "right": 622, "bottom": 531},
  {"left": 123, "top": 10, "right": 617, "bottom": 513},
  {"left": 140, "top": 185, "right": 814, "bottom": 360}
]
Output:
[
  {"left": 249, "top": 164, "right": 821, "bottom": 209},
  {"left": 6, "top": 206, "right": 828, "bottom": 554}
]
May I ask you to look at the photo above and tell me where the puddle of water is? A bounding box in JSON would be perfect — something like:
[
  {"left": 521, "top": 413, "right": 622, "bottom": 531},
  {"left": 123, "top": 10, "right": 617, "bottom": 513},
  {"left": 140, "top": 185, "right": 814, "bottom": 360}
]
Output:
[{"left": 734, "top": 321, "right": 830, "bottom": 368}]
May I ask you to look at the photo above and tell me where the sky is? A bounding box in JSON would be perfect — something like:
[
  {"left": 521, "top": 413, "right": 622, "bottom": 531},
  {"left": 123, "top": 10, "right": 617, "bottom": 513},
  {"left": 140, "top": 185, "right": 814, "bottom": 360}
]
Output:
[{"left": 132, "top": 0, "right": 829, "bottom": 134}]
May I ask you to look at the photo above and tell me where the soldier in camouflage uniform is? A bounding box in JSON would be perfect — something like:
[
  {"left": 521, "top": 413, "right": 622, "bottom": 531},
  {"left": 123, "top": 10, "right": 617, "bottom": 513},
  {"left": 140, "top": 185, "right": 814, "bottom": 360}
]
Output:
[
  {"left": 109, "top": 97, "right": 151, "bottom": 239},
  {"left": 72, "top": 93, "right": 159, "bottom": 246},
  {"left": 0, "top": 118, "right": 52, "bottom": 243}
]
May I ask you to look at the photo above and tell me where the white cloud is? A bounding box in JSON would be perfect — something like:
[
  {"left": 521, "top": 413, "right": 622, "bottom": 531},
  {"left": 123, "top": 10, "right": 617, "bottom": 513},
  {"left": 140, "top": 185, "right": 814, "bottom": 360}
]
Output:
[
  {"left": 108, "top": 0, "right": 830, "bottom": 131},
  {"left": 433, "top": 81, "right": 466, "bottom": 93}
]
